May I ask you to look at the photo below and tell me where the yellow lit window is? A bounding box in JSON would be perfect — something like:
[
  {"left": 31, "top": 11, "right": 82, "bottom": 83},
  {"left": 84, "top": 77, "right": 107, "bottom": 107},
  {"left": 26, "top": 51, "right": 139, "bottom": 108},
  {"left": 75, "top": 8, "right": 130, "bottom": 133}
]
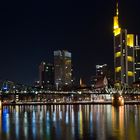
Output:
[
  {"left": 115, "top": 52, "right": 121, "bottom": 57},
  {"left": 128, "top": 71, "right": 134, "bottom": 77},
  {"left": 127, "top": 56, "right": 133, "bottom": 62},
  {"left": 127, "top": 34, "right": 134, "bottom": 47},
  {"left": 115, "top": 67, "right": 121, "bottom": 72}
]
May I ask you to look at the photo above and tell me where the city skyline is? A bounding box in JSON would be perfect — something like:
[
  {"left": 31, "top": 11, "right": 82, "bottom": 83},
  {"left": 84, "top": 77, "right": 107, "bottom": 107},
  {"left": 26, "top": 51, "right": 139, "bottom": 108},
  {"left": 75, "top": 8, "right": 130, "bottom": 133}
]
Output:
[{"left": 0, "top": 0, "right": 140, "bottom": 85}]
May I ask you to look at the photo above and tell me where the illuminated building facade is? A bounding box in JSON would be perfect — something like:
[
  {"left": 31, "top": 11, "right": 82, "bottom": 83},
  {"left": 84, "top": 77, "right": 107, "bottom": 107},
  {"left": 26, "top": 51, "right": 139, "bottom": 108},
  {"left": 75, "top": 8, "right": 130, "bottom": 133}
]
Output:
[
  {"left": 134, "top": 35, "right": 140, "bottom": 81},
  {"left": 39, "top": 62, "right": 54, "bottom": 89},
  {"left": 54, "top": 50, "right": 72, "bottom": 89},
  {"left": 113, "top": 3, "right": 135, "bottom": 86}
]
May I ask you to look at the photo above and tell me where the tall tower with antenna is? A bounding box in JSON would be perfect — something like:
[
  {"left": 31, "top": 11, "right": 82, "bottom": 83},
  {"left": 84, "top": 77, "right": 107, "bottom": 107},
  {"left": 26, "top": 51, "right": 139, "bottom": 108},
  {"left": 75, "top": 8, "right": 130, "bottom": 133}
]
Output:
[{"left": 113, "top": 1, "right": 135, "bottom": 87}]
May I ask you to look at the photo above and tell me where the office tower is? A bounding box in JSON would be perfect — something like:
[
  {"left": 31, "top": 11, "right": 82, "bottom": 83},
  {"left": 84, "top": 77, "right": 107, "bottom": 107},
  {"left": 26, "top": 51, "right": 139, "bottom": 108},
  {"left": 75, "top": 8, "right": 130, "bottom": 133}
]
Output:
[
  {"left": 39, "top": 61, "right": 46, "bottom": 88},
  {"left": 45, "top": 63, "right": 54, "bottom": 89},
  {"left": 96, "top": 64, "right": 108, "bottom": 76},
  {"left": 91, "top": 64, "right": 112, "bottom": 88},
  {"left": 113, "top": 2, "right": 135, "bottom": 86},
  {"left": 54, "top": 50, "right": 72, "bottom": 89},
  {"left": 39, "top": 62, "right": 54, "bottom": 89},
  {"left": 134, "top": 35, "right": 140, "bottom": 81}
]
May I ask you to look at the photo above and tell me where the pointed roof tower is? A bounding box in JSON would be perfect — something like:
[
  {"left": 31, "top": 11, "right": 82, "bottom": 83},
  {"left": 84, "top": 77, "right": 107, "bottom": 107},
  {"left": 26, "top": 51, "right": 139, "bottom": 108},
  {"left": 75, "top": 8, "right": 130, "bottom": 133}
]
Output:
[
  {"left": 116, "top": 2, "right": 119, "bottom": 16},
  {"left": 113, "top": 1, "right": 121, "bottom": 36}
]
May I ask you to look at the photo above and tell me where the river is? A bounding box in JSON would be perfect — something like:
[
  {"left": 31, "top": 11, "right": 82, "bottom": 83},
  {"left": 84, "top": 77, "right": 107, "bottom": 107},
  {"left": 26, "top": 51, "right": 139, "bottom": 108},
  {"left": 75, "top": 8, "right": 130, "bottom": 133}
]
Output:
[{"left": 0, "top": 105, "right": 140, "bottom": 140}]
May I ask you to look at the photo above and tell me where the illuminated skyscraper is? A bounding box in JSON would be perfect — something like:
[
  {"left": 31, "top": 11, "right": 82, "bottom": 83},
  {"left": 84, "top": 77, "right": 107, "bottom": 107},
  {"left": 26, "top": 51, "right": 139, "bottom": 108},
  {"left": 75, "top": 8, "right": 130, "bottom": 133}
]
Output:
[
  {"left": 134, "top": 35, "right": 140, "bottom": 81},
  {"left": 54, "top": 50, "right": 72, "bottom": 89},
  {"left": 113, "top": 2, "right": 135, "bottom": 86}
]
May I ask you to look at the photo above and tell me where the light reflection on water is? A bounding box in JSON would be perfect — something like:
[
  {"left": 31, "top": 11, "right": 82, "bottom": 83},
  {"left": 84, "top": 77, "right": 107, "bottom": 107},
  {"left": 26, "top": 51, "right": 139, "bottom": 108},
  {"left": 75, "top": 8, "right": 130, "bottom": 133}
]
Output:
[{"left": 1, "top": 105, "right": 140, "bottom": 140}]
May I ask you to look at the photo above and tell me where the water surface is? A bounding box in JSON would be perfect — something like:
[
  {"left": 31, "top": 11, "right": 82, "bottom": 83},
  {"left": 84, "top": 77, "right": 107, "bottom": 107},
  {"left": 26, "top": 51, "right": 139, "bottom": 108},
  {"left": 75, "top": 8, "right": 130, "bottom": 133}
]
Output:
[{"left": 0, "top": 105, "right": 140, "bottom": 140}]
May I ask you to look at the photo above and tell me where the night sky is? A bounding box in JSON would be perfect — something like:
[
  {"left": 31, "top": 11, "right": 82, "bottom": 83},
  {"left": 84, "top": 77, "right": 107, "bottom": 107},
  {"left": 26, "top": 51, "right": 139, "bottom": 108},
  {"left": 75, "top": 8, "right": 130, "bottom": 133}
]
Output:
[{"left": 0, "top": 0, "right": 140, "bottom": 85}]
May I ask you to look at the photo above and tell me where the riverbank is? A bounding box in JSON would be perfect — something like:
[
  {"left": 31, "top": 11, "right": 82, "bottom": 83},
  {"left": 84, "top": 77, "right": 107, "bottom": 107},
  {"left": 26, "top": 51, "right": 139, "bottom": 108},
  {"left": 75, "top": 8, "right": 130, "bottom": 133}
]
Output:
[{"left": 2, "top": 100, "right": 140, "bottom": 106}]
